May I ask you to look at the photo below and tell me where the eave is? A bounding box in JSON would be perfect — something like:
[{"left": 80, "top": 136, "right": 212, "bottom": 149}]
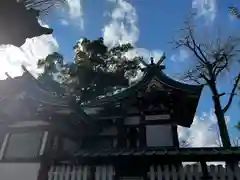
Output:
[
  {"left": 0, "top": 0, "right": 53, "bottom": 46},
  {"left": 50, "top": 147, "right": 240, "bottom": 165},
  {"left": 83, "top": 64, "right": 203, "bottom": 108},
  {"left": 81, "top": 64, "right": 203, "bottom": 127},
  {"left": 0, "top": 68, "right": 93, "bottom": 131}
]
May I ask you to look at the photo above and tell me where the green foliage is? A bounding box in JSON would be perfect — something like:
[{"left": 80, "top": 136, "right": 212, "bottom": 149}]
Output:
[
  {"left": 235, "top": 121, "right": 240, "bottom": 130},
  {"left": 38, "top": 37, "right": 141, "bottom": 102},
  {"left": 229, "top": 7, "right": 240, "bottom": 19},
  {"left": 38, "top": 52, "right": 64, "bottom": 76}
]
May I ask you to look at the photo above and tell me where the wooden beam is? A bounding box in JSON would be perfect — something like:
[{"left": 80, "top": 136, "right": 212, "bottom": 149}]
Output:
[
  {"left": 117, "top": 118, "right": 125, "bottom": 148},
  {"left": 171, "top": 124, "right": 179, "bottom": 148},
  {"left": 145, "top": 114, "right": 170, "bottom": 121},
  {"left": 139, "top": 112, "right": 146, "bottom": 147},
  {"left": 200, "top": 161, "right": 210, "bottom": 179},
  {"left": 140, "top": 119, "right": 171, "bottom": 125},
  {"left": 37, "top": 157, "right": 51, "bottom": 180}
]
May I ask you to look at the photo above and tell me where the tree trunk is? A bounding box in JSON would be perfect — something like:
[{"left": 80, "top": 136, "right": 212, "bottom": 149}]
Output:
[{"left": 210, "top": 83, "right": 231, "bottom": 148}]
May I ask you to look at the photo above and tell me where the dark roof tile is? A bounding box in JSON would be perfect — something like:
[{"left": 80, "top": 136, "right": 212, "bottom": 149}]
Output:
[{"left": 74, "top": 147, "right": 240, "bottom": 159}]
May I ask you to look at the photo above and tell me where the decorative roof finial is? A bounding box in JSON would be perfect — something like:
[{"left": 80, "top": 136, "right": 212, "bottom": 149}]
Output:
[
  {"left": 156, "top": 52, "right": 166, "bottom": 66},
  {"left": 21, "top": 65, "right": 27, "bottom": 72},
  {"left": 150, "top": 57, "right": 154, "bottom": 65},
  {"left": 5, "top": 72, "right": 12, "bottom": 79}
]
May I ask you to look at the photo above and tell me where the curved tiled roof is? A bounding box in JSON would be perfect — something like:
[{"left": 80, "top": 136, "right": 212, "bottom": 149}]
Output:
[
  {"left": 0, "top": 67, "right": 91, "bottom": 125},
  {"left": 74, "top": 147, "right": 240, "bottom": 159},
  {"left": 80, "top": 64, "right": 203, "bottom": 127},
  {"left": 83, "top": 64, "right": 203, "bottom": 107},
  {"left": 0, "top": 72, "right": 68, "bottom": 106},
  {"left": 52, "top": 147, "right": 240, "bottom": 163}
]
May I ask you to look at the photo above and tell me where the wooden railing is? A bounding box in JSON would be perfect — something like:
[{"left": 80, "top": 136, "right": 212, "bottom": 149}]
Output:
[
  {"left": 149, "top": 164, "right": 240, "bottom": 180},
  {"left": 48, "top": 165, "right": 114, "bottom": 180},
  {"left": 48, "top": 164, "right": 240, "bottom": 180}
]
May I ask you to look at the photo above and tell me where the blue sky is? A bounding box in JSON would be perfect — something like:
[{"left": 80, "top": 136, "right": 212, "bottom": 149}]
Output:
[
  {"left": 0, "top": 0, "right": 240, "bottom": 147},
  {"left": 45, "top": 0, "right": 239, "bottom": 59}
]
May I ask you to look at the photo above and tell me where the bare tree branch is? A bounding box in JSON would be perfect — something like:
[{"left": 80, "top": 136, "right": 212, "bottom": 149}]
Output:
[
  {"left": 213, "top": 54, "right": 229, "bottom": 77},
  {"left": 223, "top": 73, "right": 240, "bottom": 113},
  {"left": 184, "top": 70, "right": 202, "bottom": 85},
  {"left": 23, "top": 0, "right": 66, "bottom": 12},
  {"left": 172, "top": 16, "right": 240, "bottom": 148}
]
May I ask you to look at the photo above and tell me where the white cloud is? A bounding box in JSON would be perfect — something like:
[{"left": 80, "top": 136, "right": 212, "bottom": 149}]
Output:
[
  {"left": 170, "top": 49, "right": 189, "bottom": 62},
  {"left": 66, "top": 0, "right": 83, "bottom": 19},
  {"left": 103, "top": 0, "right": 139, "bottom": 47},
  {"left": 66, "top": 0, "right": 84, "bottom": 29},
  {"left": 0, "top": 21, "right": 59, "bottom": 80},
  {"left": 125, "top": 48, "right": 164, "bottom": 63},
  {"left": 179, "top": 111, "right": 234, "bottom": 167},
  {"left": 103, "top": 0, "right": 163, "bottom": 65},
  {"left": 54, "top": 0, "right": 83, "bottom": 29},
  {"left": 192, "top": 0, "right": 217, "bottom": 22},
  {"left": 178, "top": 110, "right": 231, "bottom": 147},
  {"left": 60, "top": 19, "right": 69, "bottom": 26},
  {"left": 107, "top": 0, "right": 117, "bottom": 2},
  {"left": 122, "top": 48, "right": 163, "bottom": 83}
]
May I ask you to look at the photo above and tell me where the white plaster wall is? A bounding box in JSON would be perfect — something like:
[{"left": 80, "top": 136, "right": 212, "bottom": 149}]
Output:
[
  {"left": 0, "top": 163, "right": 40, "bottom": 180},
  {"left": 146, "top": 125, "right": 173, "bottom": 147}
]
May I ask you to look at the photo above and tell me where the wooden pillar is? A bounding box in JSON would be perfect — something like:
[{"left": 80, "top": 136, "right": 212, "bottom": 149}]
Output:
[
  {"left": 117, "top": 119, "right": 125, "bottom": 148},
  {"left": 89, "top": 166, "right": 96, "bottom": 180},
  {"left": 200, "top": 161, "right": 211, "bottom": 180},
  {"left": 168, "top": 91, "right": 180, "bottom": 149},
  {"left": 171, "top": 124, "right": 179, "bottom": 148},
  {"left": 114, "top": 165, "right": 120, "bottom": 180},
  {"left": 37, "top": 131, "right": 53, "bottom": 180},
  {"left": 140, "top": 112, "right": 146, "bottom": 147},
  {"left": 137, "top": 94, "right": 146, "bottom": 148},
  {"left": 37, "top": 156, "right": 51, "bottom": 180},
  {"left": 226, "top": 159, "right": 239, "bottom": 173}
]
